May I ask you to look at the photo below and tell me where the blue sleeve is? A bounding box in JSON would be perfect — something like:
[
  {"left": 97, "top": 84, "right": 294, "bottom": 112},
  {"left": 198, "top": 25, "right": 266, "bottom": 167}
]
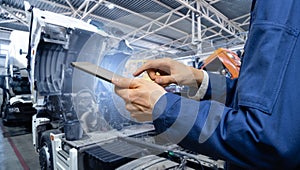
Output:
[
  {"left": 202, "top": 73, "right": 237, "bottom": 108},
  {"left": 153, "top": 94, "right": 286, "bottom": 169}
]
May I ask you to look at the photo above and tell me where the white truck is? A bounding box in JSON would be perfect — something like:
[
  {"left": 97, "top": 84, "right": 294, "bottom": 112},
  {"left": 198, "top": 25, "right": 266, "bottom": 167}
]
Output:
[
  {"left": 0, "top": 30, "right": 36, "bottom": 125},
  {"left": 26, "top": 5, "right": 224, "bottom": 170}
]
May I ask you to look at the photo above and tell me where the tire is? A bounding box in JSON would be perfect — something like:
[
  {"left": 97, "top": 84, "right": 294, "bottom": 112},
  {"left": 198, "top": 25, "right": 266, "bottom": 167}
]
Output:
[
  {"left": 1, "top": 106, "right": 6, "bottom": 119},
  {"left": 39, "top": 129, "right": 61, "bottom": 170},
  {"left": 1, "top": 91, "right": 9, "bottom": 125},
  {"left": 1, "top": 106, "right": 9, "bottom": 126},
  {"left": 1, "top": 92, "right": 8, "bottom": 117}
]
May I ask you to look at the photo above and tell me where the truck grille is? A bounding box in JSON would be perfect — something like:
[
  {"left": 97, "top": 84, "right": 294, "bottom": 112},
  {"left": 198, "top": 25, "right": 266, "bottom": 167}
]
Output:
[{"left": 83, "top": 140, "right": 148, "bottom": 170}]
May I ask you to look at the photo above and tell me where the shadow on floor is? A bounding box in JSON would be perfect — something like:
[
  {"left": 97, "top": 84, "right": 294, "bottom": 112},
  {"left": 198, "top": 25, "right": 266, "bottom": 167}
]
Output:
[{"left": 2, "top": 121, "right": 31, "bottom": 138}]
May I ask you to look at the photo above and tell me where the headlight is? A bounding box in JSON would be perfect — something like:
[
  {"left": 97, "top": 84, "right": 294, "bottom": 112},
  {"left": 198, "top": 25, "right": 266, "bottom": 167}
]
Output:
[{"left": 8, "top": 107, "right": 20, "bottom": 113}]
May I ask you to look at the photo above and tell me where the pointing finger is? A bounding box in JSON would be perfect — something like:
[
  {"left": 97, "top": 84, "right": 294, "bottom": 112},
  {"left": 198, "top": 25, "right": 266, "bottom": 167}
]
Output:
[{"left": 133, "top": 61, "right": 153, "bottom": 77}]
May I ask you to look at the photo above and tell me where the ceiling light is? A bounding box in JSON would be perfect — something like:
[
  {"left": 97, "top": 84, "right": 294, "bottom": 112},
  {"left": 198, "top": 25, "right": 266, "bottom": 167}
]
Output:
[
  {"left": 24, "top": 1, "right": 31, "bottom": 11},
  {"left": 106, "top": 3, "right": 115, "bottom": 10}
]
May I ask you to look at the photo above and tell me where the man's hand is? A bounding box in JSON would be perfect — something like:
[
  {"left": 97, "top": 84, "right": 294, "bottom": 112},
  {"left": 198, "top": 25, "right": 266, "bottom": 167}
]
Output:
[
  {"left": 112, "top": 77, "right": 166, "bottom": 122},
  {"left": 134, "top": 58, "right": 204, "bottom": 87}
]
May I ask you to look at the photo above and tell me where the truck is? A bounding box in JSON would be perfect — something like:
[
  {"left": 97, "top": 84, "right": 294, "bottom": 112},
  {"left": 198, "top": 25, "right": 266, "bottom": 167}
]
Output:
[
  {"left": 0, "top": 30, "right": 36, "bottom": 125},
  {"left": 26, "top": 5, "right": 225, "bottom": 170}
]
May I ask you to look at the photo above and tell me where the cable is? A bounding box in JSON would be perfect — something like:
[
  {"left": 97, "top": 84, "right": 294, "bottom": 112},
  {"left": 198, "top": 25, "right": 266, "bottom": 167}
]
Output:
[
  {"left": 167, "top": 150, "right": 204, "bottom": 170},
  {"left": 176, "top": 156, "right": 187, "bottom": 170}
]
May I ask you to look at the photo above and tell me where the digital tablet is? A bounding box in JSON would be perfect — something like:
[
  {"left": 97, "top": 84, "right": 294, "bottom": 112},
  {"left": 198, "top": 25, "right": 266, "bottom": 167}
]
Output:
[{"left": 71, "top": 62, "right": 124, "bottom": 83}]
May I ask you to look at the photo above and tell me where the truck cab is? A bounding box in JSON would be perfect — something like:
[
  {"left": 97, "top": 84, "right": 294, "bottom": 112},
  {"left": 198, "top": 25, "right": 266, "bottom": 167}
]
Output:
[{"left": 0, "top": 30, "right": 36, "bottom": 125}]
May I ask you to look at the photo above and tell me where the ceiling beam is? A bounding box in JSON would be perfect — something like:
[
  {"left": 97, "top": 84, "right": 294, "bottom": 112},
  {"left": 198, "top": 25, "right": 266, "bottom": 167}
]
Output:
[
  {"left": 152, "top": 0, "right": 220, "bottom": 38},
  {"left": 134, "top": 33, "right": 195, "bottom": 57},
  {"left": 205, "top": 0, "right": 221, "bottom": 5},
  {"left": 174, "top": 0, "right": 246, "bottom": 42},
  {"left": 28, "top": 0, "right": 249, "bottom": 56},
  {"left": 0, "top": 5, "right": 28, "bottom": 26},
  {"left": 37, "top": 0, "right": 180, "bottom": 50},
  {"left": 107, "top": 1, "right": 189, "bottom": 37},
  {"left": 139, "top": 0, "right": 232, "bottom": 55},
  {"left": 64, "top": 0, "right": 77, "bottom": 15},
  {"left": 123, "top": 3, "right": 191, "bottom": 43},
  {"left": 81, "top": 0, "right": 104, "bottom": 20},
  {"left": 60, "top": 0, "right": 192, "bottom": 54},
  {"left": 231, "top": 13, "right": 250, "bottom": 27},
  {"left": 71, "top": 0, "right": 89, "bottom": 17}
]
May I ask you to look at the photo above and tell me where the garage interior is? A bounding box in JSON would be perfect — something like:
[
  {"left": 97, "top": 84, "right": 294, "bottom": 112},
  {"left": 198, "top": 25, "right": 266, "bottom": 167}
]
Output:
[{"left": 0, "top": 0, "right": 251, "bottom": 169}]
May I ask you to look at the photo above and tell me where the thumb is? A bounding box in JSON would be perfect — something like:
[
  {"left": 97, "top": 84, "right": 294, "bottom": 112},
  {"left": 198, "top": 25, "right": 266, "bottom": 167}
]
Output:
[
  {"left": 112, "top": 77, "right": 134, "bottom": 88},
  {"left": 155, "top": 75, "right": 175, "bottom": 85}
]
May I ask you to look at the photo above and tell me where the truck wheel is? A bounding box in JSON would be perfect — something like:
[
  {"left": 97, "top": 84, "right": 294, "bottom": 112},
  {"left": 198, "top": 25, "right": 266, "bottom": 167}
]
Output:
[
  {"left": 1, "top": 91, "right": 9, "bottom": 120},
  {"left": 1, "top": 105, "right": 6, "bottom": 119},
  {"left": 39, "top": 129, "right": 61, "bottom": 170},
  {"left": 1, "top": 105, "right": 8, "bottom": 126},
  {"left": 1, "top": 93, "right": 10, "bottom": 126}
]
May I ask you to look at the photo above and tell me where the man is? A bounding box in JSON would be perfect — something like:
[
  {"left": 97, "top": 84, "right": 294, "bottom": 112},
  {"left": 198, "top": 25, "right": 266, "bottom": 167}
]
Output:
[
  {"left": 75, "top": 89, "right": 110, "bottom": 132},
  {"left": 113, "top": 0, "right": 300, "bottom": 168}
]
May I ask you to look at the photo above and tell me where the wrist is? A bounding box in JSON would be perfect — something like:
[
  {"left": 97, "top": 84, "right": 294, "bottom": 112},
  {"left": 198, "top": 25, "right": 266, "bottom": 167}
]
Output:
[
  {"left": 150, "top": 89, "right": 167, "bottom": 110},
  {"left": 190, "top": 67, "right": 204, "bottom": 87}
]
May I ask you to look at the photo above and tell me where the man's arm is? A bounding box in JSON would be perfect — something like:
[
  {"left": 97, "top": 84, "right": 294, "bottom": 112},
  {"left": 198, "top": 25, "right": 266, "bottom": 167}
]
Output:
[
  {"left": 188, "top": 70, "right": 238, "bottom": 108},
  {"left": 152, "top": 93, "right": 287, "bottom": 169}
]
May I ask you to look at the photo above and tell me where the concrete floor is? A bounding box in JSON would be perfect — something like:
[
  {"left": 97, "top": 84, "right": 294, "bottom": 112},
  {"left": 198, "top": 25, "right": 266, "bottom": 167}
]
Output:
[{"left": 0, "top": 119, "right": 40, "bottom": 170}]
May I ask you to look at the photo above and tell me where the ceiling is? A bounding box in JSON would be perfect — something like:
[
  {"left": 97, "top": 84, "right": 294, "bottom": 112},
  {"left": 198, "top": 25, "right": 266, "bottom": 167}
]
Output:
[{"left": 0, "top": 0, "right": 252, "bottom": 59}]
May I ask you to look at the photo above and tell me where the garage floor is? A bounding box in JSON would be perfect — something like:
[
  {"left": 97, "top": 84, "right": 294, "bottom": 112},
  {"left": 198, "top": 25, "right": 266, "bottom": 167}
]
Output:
[{"left": 0, "top": 119, "right": 40, "bottom": 170}]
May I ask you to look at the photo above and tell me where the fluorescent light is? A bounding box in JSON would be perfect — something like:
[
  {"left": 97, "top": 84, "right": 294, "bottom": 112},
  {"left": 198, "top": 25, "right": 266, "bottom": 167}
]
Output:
[
  {"left": 24, "top": 1, "right": 31, "bottom": 11},
  {"left": 106, "top": 3, "right": 115, "bottom": 10}
]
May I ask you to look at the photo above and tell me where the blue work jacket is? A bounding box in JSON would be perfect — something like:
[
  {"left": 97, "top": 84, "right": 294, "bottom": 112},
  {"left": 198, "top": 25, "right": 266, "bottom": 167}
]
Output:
[{"left": 153, "top": 0, "right": 300, "bottom": 169}]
